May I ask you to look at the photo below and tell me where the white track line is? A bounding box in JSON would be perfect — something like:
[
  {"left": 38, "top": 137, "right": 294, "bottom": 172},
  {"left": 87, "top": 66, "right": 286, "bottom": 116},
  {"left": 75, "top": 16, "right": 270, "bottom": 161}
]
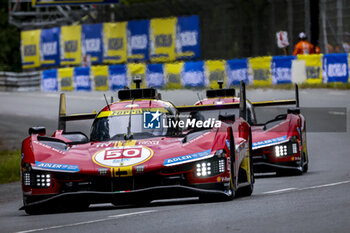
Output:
[
  {"left": 262, "top": 188, "right": 297, "bottom": 194},
  {"left": 262, "top": 180, "right": 350, "bottom": 195},
  {"left": 297, "top": 180, "right": 350, "bottom": 191},
  {"left": 15, "top": 210, "right": 156, "bottom": 233}
]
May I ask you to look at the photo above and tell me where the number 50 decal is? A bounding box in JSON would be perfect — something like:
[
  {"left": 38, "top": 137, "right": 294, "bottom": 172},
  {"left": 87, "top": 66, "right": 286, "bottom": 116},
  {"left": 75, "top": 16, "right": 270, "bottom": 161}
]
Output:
[
  {"left": 104, "top": 148, "right": 142, "bottom": 160},
  {"left": 93, "top": 146, "right": 153, "bottom": 167}
]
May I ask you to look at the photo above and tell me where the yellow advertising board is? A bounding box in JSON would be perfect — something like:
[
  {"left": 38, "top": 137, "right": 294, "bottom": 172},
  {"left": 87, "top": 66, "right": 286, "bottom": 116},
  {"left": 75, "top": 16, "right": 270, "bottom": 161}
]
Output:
[
  {"left": 128, "top": 63, "right": 147, "bottom": 89},
  {"left": 164, "top": 62, "right": 184, "bottom": 89},
  {"left": 150, "top": 17, "right": 177, "bottom": 62},
  {"left": 91, "top": 66, "right": 109, "bottom": 91},
  {"left": 297, "top": 54, "right": 323, "bottom": 84},
  {"left": 60, "top": 25, "right": 82, "bottom": 66},
  {"left": 206, "top": 60, "right": 226, "bottom": 89},
  {"left": 249, "top": 56, "right": 272, "bottom": 85},
  {"left": 21, "top": 30, "right": 41, "bottom": 69},
  {"left": 58, "top": 67, "right": 74, "bottom": 91},
  {"left": 103, "top": 22, "right": 127, "bottom": 64}
]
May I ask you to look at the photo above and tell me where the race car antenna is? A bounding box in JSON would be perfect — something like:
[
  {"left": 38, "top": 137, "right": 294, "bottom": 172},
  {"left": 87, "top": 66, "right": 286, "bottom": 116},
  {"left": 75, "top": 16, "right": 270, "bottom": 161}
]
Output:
[
  {"left": 197, "top": 93, "right": 203, "bottom": 105},
  {"left": 125, "top": 98, "right": 135, "bottom": 140},
  {"left": 104, "top": 94, "right": 112, "bottom": 111}
]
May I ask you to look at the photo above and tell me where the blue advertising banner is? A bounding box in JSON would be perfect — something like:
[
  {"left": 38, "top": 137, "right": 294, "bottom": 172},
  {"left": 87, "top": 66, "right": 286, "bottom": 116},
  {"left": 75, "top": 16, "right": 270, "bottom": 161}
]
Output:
[
  {"left": 271, "top": 56, "right": 295, "bottom": 84},
  {"left": 82, "top": 24, "right": 103, "bottom": 64},
  {"left": 176, "top": 15, "right": 200, "bottom": 60},
  {"left": 74, "top": 67, "right": 91, "bottom": 91},
  {"left": 146, "top": 64, "right": 165, "bottom": 88},
  {"left": 108, "top": 64, "right": 128, "bottom": 90},
  {"left": 181, "top": 61, "right": 206, "bottom": 87},
  {"left": 41, "top": 69, "right": 58, "bottom": 92},
  {"left": 323, "top": 53, "right": 349, "bottom": 83},
  {"left": 40, "top": 27, "right": 60, "bottom": 67},
  {"left": 225, "top": 59, "right": 249, "bottom": 86},
  {"left": 127, "top": 20, "right": 150, "bottom": 62}
]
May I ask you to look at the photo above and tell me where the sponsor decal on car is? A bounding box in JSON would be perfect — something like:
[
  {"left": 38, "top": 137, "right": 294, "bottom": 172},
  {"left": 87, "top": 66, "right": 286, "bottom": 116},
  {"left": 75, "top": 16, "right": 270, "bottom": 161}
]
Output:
[
  {"left": 226, "top": 139, "right": 230, "bottom": 150},
  {"left": 252, "top": 135, "right": 288, "bottom": 150},
  {"left": 217, "top": 176, "right": 231, "bottom": 182},
  {"left": 92, "top": 145, "right": 154, "bottom": 168},
  {"left": 163, "top": 149, "right": 212, "bottom": 166},
  {"left": 97, "top": 108, "right": 169, "bottom": 118},
  {"left": 33, "top": 140, "right": 66, "bottom": 154},
  {"left": 183, "top": 131, "right": 210, "bottom": 146},
  {"left": 95, "top": 142, "right": 115, "bottom": 148},
  {"left": 136, "top": 140, "right": 160, "bottom": 145},
  {"left": 34, "top": 161, "right": 79, "bottom": 172}
]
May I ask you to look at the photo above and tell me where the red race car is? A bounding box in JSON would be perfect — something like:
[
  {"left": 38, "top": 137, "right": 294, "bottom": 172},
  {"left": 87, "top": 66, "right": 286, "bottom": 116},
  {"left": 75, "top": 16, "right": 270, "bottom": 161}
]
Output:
[
  {"left": 20, "top": 82, "right": 253, "bottom": 214},
  {"left": 195, "top": 81, "right": 309, "bottom": 176}
]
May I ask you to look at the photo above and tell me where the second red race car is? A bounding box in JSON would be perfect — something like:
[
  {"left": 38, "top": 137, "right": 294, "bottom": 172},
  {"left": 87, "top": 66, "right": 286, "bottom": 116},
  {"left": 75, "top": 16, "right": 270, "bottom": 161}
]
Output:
[
  {"left": 20, "top": 82, "right": 253, "bottom": 214},
  {"left": 195, "top": 81, "right": 309, "bottom": 176}
]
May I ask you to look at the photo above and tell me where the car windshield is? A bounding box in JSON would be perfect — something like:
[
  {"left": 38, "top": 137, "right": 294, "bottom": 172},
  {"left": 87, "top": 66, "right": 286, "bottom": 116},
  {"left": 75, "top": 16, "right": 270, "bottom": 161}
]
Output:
[{"left": 90, "top": 110, "right": 177, "bottom": 141}]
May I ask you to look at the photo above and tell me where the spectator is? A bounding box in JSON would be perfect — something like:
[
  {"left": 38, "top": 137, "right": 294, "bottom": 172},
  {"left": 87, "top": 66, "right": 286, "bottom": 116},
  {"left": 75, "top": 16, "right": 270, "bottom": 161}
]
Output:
[
  {"left": 341, "top": 32, "right": 350, "bottom": 53},
  {"left": 293, "top": 32, "right": 315, "bottom": 55}
]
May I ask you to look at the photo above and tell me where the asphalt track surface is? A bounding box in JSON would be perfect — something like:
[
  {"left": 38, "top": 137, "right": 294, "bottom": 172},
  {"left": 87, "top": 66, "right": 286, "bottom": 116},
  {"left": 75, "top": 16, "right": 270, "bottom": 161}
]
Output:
[{"left": 0, "top": 89, "right": 350, "bottom": 233}]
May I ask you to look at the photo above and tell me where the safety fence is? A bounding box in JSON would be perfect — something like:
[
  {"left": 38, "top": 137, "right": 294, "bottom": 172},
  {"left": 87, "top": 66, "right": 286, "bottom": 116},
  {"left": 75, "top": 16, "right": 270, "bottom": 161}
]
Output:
[
  {"left": 1, "top": 53, "right": 349, "bottom": 92},
  {"left": 21, "top": 15, "right": 200, "bottom": 70}
]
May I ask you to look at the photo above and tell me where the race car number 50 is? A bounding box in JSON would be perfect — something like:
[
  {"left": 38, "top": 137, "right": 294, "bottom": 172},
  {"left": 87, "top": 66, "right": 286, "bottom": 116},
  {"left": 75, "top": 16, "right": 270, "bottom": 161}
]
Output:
[
  {"left": 93, "top": 146, "right": 153, "bottom": 167},
  {"left": 104, "top": 148, "right": 142, "bottom": 160}
]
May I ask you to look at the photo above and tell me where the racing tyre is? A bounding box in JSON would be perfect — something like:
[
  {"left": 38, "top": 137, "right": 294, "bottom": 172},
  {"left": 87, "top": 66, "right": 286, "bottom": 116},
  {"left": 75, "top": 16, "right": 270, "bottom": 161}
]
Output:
[
  {"left": 302, "top": 152, "right": 308, "bottom": 173},
  {"left": 24, "top": 206, "right": 47, "bottom": 215},
  {"left": 219, "top": 130, "right": 237, "bottom": 201},
  {"left": 200, "top": 130, "right": 236, "bottom": 202},
  {"left": 236, "top": 131, "right": 254, "bottom": 197}
]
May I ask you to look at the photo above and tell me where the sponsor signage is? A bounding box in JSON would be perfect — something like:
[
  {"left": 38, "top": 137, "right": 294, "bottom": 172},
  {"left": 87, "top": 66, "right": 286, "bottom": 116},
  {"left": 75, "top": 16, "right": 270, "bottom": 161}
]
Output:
[
  {"left": 163, "top": 149, "right": 212, "bottom": 166},
  {"left": 35, "top": 161, "right": 79, "bottom": 172},
  {"left": 252, "top": 135, "right": 288, "bottom": 150}
]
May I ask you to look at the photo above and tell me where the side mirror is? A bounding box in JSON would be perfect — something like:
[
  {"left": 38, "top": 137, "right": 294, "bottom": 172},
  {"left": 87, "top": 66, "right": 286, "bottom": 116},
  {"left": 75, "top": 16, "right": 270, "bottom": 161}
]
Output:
[{"left": 28, "top": 126, "right": 46, "bottom": 135}]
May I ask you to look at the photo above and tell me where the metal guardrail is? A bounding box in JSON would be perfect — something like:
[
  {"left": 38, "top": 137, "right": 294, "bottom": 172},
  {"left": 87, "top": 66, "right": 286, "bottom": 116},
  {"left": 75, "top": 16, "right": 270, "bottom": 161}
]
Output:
[{"left": 0, "top": 71, "right": 41, "bottom": 91}]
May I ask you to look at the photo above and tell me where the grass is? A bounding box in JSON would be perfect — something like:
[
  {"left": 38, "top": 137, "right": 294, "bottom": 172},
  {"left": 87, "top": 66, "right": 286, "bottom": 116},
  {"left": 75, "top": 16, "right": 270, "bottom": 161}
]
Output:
[{"left": 0, "top": 150, "right": 21, "bottom": 184}]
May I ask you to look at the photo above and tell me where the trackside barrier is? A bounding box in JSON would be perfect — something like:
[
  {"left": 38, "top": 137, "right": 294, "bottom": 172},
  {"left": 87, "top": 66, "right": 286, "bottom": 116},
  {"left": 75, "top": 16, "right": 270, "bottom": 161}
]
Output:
[
  {"left": 1, "top": 53, "right": 349, "bottom": 92},
  {"left": 0, "top": 71, "right": 41, "bottom": 91}
]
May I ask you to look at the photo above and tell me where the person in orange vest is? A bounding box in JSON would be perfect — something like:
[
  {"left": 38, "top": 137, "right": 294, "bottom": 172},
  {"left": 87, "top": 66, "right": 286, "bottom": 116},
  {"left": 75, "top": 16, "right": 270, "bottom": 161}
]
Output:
[{"left": 293, "top": 32, "right": 315, "bottom": 55}]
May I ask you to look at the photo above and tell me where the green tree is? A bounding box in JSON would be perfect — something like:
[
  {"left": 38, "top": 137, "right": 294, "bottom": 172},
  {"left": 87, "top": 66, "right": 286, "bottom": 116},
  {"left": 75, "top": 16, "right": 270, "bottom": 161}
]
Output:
[{"left": 0, "top": 0, "right": 21, "bottom": 72}]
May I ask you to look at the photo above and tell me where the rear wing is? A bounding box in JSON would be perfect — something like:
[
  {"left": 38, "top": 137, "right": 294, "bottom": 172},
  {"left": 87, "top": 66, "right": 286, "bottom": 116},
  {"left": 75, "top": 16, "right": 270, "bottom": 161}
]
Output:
[
  {"left": 176, "top": 81, "right": 248, "bottom": 120},
  {"left": 58, "top": 93, "right": 96, "bottom": 131},
  {"left": 252, "top": 84, "right": 300, "bottom": 108}
]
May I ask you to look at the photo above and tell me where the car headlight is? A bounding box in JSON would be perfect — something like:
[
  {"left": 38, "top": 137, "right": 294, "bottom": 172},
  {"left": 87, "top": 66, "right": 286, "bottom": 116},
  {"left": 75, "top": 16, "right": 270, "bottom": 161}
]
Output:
[
  {"left": 196, "top": 150, "right": 226, "bottom": 177},
  {"left": 23, "top": 171, "right": 51, "bottom": 188},
  {"left": 274, "top": 142, "right": 299, "bottom": 157},
  {"left": 275, "top": 145, "right": 287, "bottom": 157},
  {"left": 196, "top": 162, "right": 212, "bottom": 177}
]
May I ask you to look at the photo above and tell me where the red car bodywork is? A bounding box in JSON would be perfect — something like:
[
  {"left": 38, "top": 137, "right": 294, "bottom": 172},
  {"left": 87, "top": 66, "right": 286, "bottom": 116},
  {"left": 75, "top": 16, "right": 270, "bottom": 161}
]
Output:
[
  {"left": 195, "top": 90, "right": 308, "bottom": 175},
  {"left": 20, "top": 90, "right": 253, "bottom": 214}
]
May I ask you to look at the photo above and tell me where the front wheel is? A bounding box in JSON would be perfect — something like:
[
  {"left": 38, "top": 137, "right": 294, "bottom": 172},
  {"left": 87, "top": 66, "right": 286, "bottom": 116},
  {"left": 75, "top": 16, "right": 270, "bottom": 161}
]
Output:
[{"left": 302, "top": 152, "right": 308, "bottom": 173}]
